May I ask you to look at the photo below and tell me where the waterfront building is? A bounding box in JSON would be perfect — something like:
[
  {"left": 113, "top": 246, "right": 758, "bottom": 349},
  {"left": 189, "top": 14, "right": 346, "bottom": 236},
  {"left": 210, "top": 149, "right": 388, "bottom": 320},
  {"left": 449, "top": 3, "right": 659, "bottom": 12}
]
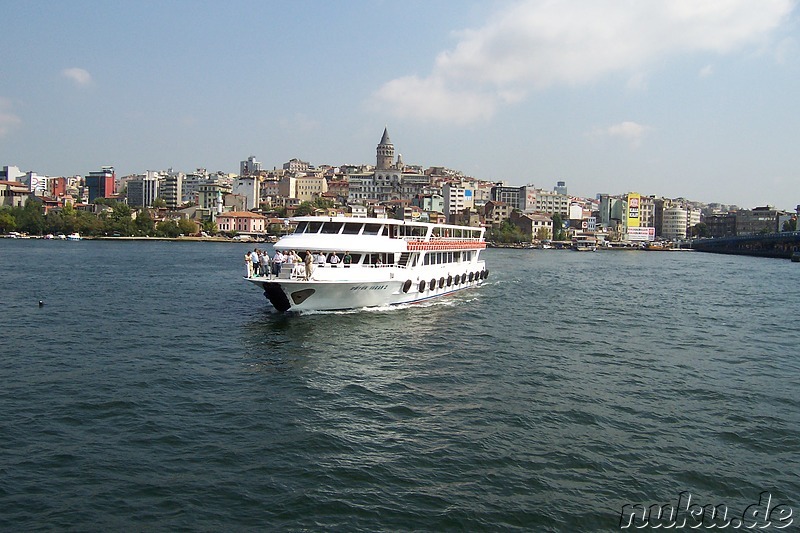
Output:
[
  {"left": 735, "top": 206, "right": 785, "bottom": 235},
  {"left": 554, "top": 181, "right": 568, "bottom": 195},
  {"left": 511, "top": 211, "right": 553, "bottom": 240},
  {"left": 705, "top": 213, "right": 737, "bottom": 238},
  {"left": 86, "top": 167, "right": 115, "bottom": 202},
  {"left": 215, "top": 211, "right": 267, "bottom": 235},
  {"left": 661, "top": 206, "right": 689, "bottom": 240}
]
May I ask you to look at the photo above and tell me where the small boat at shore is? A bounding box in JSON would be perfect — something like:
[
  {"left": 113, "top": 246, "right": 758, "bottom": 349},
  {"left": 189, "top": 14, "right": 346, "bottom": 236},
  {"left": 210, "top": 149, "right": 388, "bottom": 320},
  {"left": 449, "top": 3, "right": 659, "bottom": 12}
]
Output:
[
  {"left": 245, "top": 216, "right": 488, "bottom": 312},
  {"left": 572, "top": 235, "right": 597, "bottom": 251},
  {"left": 66, "top": 232, "right": 82, "bottom": 241}
]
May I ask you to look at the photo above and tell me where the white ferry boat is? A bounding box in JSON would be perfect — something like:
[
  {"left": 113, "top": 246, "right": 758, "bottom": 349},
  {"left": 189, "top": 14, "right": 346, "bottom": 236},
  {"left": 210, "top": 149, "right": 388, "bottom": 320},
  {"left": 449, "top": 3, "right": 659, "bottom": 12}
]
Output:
[{"left": 246, "top": 216, "right": 488, "bottom": 312}]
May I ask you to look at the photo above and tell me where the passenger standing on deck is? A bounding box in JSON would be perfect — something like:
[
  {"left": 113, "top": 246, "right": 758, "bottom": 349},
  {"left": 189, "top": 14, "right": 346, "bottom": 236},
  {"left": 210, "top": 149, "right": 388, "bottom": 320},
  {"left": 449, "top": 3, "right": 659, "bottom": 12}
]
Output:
[
  {"left": 244, "top": 252, "right": 253, "bottom": 277},
  {"left": 304, "top": 250, "right": 314, "bottom": 280},
  {"left": 343, "top": 251, "right": 352, "bottom": 268},
  {"left": 316, "top": 251, "right": 326, "bottom": 266},
  {"left": 273, "top": 249, "right": 284, "bottom": 276},
  {"left": 259, "top": 249, "right": 269, "bottom": 276},
  {"left": 250, "top": 249, "right": 260, "bottom": 277},
  {"left": 329, "top": 252, "right": 340, "bottom": 266}
]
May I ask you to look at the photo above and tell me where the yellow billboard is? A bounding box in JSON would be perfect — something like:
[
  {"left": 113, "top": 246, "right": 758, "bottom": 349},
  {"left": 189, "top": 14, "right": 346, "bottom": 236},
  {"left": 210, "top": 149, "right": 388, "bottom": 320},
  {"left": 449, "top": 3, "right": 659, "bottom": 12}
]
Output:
[{"left": 627, "top": 193, "right": 640, "bottom": 228}]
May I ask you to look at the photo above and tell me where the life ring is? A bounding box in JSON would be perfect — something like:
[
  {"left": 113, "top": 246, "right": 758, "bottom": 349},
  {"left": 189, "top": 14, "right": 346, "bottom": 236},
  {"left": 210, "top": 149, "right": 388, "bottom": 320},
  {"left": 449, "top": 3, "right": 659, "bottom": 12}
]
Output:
[
  {"left": 402, "top": 279, "right": 412, "bottom": 293},
  {"left": 419, "top": 280, "right": 426, "bottom": 292}
]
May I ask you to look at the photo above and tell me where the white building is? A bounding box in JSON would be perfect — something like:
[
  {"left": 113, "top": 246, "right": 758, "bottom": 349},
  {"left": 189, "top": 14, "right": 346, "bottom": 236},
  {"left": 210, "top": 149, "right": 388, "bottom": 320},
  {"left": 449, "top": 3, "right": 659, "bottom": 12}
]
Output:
[
  {"left": 233, "top": 176, "right": 260, "bottom": 210},
  {"left": 443, "top": 182, "right": 476, "bottom": 223},
  {"left": 127, "top": 171, "right": 161, "bottom": 208},
  {"left": 662, "top": 206, "right": 688, "bottom": 240}
]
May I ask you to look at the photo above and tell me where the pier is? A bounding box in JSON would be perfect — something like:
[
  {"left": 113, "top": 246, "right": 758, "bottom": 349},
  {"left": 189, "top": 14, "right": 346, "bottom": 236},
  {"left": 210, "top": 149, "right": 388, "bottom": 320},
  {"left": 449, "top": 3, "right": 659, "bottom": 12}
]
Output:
[{"left": 691, "top": 231, "right": 800, "bottom": 259}]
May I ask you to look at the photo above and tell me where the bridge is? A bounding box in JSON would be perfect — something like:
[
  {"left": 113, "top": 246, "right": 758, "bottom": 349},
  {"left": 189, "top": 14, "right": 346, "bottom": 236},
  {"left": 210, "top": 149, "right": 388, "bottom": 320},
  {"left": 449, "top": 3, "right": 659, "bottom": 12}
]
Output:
[{"left": 691, "top": 231, "right": 800, "bottom": 259}]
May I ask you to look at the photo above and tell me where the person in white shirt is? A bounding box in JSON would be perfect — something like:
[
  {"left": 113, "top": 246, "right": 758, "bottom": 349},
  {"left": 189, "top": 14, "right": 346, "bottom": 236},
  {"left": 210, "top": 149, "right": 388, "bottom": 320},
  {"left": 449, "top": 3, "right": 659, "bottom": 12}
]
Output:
[
  {"left": 250, "top": 249, "right": 260, "bottom": 276},
  {"left": 316, "top": 251, "right": 326, "bottom": 265},
  {"left": 329, "top": 252, "right": 341, "bottom": 266},
  {"left": 272, "top": 250, "right": 285, "bottom": 276}
]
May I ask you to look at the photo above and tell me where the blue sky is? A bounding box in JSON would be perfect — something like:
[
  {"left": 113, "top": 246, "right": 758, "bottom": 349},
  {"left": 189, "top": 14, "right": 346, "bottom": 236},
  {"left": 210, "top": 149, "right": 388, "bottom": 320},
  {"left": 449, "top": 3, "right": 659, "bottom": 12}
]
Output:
[{"left": 1, "top": 0, "right": 798, "bottom": 209}]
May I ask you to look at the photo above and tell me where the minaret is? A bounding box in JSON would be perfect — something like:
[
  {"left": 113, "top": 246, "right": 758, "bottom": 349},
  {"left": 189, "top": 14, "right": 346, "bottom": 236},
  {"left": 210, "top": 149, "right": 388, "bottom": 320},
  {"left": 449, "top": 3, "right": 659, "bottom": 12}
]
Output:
[{"left": 376, "top": 127, "right": 394, "bottom": 170}]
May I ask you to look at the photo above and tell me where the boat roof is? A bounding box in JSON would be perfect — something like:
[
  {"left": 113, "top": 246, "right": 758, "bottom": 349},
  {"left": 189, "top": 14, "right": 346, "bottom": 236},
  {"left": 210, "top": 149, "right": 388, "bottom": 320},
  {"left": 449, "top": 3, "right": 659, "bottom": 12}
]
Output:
[{"left": 290, "top": 216, "right": 483, "bottom": 232}]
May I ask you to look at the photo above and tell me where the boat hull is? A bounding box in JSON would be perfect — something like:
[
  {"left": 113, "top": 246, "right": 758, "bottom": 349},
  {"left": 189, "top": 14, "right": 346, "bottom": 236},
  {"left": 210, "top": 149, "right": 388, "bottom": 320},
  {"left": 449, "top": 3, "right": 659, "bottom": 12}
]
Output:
[{"left": 248, "top": 270, "right": 487, "bottom": 312}]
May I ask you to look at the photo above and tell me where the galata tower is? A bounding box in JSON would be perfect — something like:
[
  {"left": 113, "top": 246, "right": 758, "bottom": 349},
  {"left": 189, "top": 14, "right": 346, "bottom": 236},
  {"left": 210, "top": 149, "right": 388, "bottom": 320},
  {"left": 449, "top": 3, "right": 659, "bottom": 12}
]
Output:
[{"left": 376, "top": 127, "right": 394, "bottom": 170}]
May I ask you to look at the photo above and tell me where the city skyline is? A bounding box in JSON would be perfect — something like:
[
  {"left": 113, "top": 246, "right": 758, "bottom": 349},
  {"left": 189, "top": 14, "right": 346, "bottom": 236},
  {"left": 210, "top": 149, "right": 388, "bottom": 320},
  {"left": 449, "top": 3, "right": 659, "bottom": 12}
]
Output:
[{"left": 1, "top": 1, "right": 798, "bottom": 209}]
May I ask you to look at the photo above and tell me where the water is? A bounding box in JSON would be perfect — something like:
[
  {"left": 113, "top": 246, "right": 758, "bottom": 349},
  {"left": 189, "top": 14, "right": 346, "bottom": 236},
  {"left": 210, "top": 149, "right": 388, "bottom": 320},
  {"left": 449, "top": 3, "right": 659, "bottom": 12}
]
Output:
[{"left": 1, "top": 240, "right": 798, "bottom": 531}]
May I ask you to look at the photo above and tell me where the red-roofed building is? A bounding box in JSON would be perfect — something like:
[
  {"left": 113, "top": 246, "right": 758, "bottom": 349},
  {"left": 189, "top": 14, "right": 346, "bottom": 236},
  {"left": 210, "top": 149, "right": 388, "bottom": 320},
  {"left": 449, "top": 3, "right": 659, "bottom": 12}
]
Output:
[
  {"left": 216, "top": 211, "right": 267, "bottom": 235},
  {"left": 0, "top": 181, "right": 30, "bottom": 207}
]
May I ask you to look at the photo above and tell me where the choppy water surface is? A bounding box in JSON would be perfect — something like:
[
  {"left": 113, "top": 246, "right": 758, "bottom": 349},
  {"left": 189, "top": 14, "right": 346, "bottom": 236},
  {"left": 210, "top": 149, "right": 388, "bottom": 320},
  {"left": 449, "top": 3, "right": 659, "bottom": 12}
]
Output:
[{"left": 1, "top": 240, "right": 798, "bottom": 530}]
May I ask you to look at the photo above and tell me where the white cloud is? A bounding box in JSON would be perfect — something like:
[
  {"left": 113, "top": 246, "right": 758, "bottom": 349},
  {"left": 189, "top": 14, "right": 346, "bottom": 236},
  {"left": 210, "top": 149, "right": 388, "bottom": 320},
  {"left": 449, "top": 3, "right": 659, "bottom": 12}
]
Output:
[
  {"left": 0, "top": 97, "right": 21, "bottom": 137},
  {"left": 62, "top": 67, "right": 93, "bottom": 86},
  {"left": 374, "top": 0, "right": 794, "bottom": 123},
  {"left": 699, "top": 64, "right": 714, "bottom": 78},
  {"left": 595, "top": 121, "right": 652, "bottom": 148}
]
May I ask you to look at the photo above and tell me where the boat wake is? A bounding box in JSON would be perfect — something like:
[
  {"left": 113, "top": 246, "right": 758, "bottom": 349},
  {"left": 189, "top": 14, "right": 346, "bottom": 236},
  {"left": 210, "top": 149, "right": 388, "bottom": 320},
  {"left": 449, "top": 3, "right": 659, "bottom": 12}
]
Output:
[{"left": 293, "top": 295, "right": 462, "bottom": 316}]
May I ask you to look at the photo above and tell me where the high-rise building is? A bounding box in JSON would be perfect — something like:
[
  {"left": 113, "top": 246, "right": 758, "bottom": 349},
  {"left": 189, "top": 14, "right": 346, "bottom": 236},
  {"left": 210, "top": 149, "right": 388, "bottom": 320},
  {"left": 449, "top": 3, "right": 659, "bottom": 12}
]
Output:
[
  {"left": 86, "top": 166, "right": 115, "bottom": 202},
  {"left": 160, "top": 171, "right": 184, "bottom": 209},
  {"left": 127, "top": 171, "right": 161, "bottom": 208},
  {"left": 240, "top": 156, "right": 262, "bottom": 176}
]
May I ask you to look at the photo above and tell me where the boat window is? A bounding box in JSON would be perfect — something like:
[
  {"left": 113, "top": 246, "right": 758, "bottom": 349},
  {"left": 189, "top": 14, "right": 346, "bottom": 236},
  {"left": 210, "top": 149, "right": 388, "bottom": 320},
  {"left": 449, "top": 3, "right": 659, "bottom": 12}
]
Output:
[
  {"left": 294, "top": 221, "right": 308, "bottom": 234},
  {"left": 362, "top": 223, "right": 383, "bottom": 236},
  {"left": 320, "top": 222, "right": 343, "bottom": 234},
  {"left": 423, "top": 253, "right": 430, "bottom": 266},
  {"left": 349, "top": 253, "right": 363, "bottom": 264},
  {"left": 307, "top": 221, "right": 323, "bottom": 233},
  {"left": 342, "top": 223, "right": 362, "bottom": 235}
]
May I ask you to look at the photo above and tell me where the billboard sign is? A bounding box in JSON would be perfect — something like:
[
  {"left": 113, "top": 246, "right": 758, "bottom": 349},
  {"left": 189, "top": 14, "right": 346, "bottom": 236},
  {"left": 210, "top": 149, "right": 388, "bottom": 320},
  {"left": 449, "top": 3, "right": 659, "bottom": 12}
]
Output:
[
  {"left": 628, "top": 226, "right": 655, "bottom": 241},
  {"left": 627, "top": 192, "right": 640, "bottom": 228}
]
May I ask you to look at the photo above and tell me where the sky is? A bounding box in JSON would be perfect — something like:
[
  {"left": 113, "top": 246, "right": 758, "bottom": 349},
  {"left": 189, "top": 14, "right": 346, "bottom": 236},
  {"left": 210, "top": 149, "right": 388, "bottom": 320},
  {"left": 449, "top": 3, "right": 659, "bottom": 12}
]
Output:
[{"left": 1, "top": 0, "right": 799, "bottom": 209}]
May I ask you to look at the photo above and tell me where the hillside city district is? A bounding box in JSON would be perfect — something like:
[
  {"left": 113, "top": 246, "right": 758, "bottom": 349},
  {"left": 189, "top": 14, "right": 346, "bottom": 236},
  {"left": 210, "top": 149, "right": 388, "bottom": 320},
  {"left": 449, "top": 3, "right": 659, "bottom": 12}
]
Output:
[{"left": 1, "top": 128, "right": 798, "bottom": 245}]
